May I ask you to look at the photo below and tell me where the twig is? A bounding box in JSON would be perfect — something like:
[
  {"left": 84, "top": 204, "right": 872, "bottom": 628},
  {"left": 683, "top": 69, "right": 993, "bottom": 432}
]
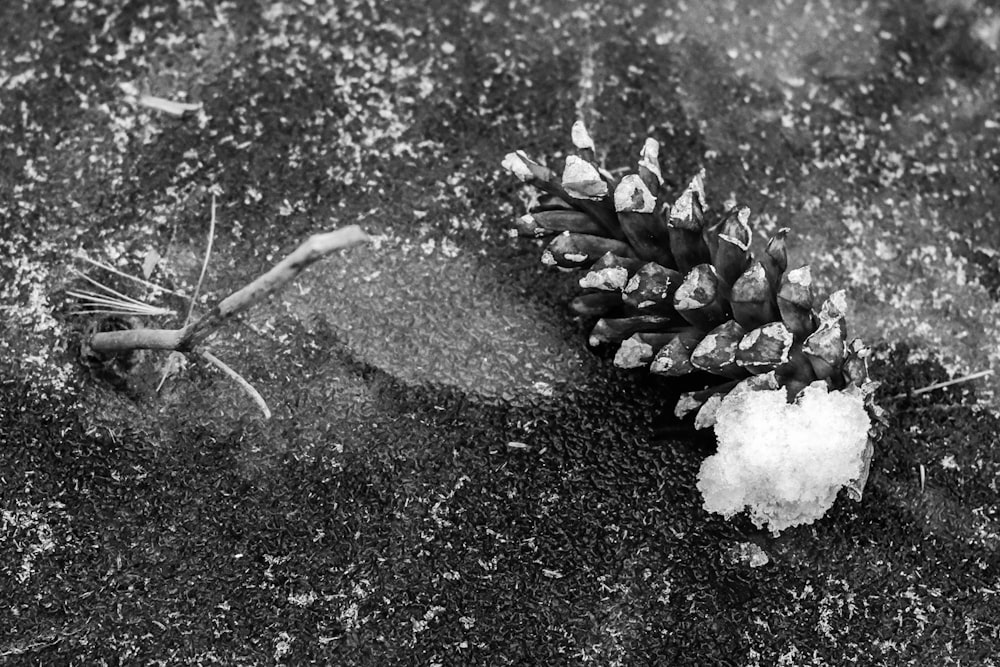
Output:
[
  {"left": 889, "top": 369, "right": 995, "bottom": 400},
  {"left": 88, "top": 225, "right": 369, "bottom": 354},
  {"left": 83, "top": 224, "right": 368, "bottom": 418},
  {"left": 199, "top": 349, "right": 271, "bottom": 419}
]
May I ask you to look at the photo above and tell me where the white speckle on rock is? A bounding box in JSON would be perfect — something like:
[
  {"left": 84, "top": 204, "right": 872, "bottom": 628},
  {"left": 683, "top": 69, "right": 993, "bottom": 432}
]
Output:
[
  {"left": 532, "top": 381, "right": 554, "bottom": 396},
  {"left": 273, "top": 632, "right": 293, "bottom": 661},
  {"left": 940, "top": 455, "right": 959, "bottom": 470},
  {"left": 3, "top": 507, "right": 58, "bottom": 583},
  {"left": 287, "top": 591, "right": 317, "bottom": 607}
]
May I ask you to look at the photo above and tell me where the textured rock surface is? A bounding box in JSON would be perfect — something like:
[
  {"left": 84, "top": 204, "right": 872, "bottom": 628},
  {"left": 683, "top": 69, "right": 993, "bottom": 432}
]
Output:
[{"left": 2, "top": 1, "right": 999, "bottom": 664}]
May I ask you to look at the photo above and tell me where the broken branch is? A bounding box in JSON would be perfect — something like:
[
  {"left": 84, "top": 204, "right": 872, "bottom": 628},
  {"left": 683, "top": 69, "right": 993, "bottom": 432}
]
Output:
[{"left": 88, "top": 225, "right": 370, "bottom": 354}]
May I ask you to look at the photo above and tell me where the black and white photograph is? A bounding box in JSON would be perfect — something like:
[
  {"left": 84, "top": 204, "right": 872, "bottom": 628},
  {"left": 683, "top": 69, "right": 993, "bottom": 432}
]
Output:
[{"left": 2, "top": 0, "right": 999, "bottom": 664}]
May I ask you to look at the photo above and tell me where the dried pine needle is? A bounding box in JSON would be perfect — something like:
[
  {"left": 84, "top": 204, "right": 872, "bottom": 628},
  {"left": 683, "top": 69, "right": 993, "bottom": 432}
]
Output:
[
  {"left": 185, "top": 194, "right": 216, "bottom": 326},
  {"left": 73, "top": 254, "right": 188, "bottom": 297},
  {"left": 138, "top": 95, "right": 202, "bottom": 117},
  {"left": 890, "top": 369, "right": 995, "bottom": 400},
  {"left": 69, "top": 249, "right": 184, "bottom": 318},
  {"left": 66, "top": 289, "right": 176, "bottom": 317}
]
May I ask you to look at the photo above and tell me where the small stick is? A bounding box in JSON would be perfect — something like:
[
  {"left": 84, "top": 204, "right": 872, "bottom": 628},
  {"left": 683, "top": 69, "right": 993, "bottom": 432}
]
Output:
[
  {"left": 199, "top": 350, "right": 271, "bottom": 419},
  {"left": 890, "top": 370, "right": 994, "bottom": 400},
  {"left": 89, "top": 225, "right": 370, "bottom": 354},
  {"left": 84, "top": 225, "right": 367, "bottom": 420}
]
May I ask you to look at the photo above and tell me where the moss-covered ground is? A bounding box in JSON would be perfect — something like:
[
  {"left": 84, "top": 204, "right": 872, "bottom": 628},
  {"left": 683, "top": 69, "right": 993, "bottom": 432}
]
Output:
[{"left": 2, "top": 1, "right": 999, "bottom": 664}]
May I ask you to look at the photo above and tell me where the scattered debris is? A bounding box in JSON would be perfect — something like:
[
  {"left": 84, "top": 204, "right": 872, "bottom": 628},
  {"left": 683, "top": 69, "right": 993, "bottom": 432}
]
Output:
[{"left": 724, "top": 541, "right": 770, "bottom": 568}]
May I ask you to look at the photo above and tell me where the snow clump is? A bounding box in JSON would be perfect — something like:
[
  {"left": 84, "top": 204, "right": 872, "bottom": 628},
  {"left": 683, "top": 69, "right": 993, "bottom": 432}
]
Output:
[{"left": 697, "top": 380, "right": 872, "bottom": 534}]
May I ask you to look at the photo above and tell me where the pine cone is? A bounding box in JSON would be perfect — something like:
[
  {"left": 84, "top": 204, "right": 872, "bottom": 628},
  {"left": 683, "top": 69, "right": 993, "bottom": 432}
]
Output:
[{"left": 503, "top": 122, "right": 885, "bottom": 526}]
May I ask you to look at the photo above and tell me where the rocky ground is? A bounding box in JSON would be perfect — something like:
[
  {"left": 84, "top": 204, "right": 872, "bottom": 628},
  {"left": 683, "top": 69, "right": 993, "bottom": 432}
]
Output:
[{"left": 2, "top": 0, "right": 999, "bottom": 664}]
